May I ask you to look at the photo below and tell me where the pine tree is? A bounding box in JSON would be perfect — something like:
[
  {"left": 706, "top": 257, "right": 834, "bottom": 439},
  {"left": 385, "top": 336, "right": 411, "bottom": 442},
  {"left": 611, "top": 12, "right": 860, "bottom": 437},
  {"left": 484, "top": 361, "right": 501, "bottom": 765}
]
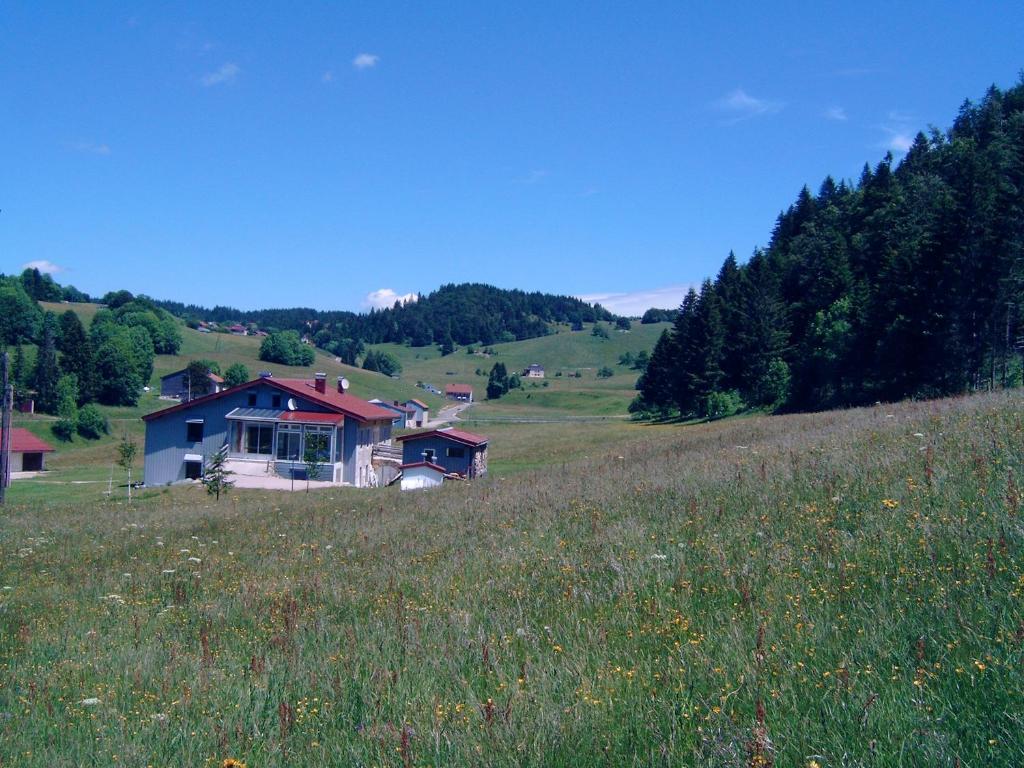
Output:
[
  {"left": 202, "top": 444, "right": 235, "bottom": 500},
  {"left": 32, "top": 313, "right": 60, "bottom": 413},
  {"left": 58, "top": 311, "right": 95, "bottom": 404}
]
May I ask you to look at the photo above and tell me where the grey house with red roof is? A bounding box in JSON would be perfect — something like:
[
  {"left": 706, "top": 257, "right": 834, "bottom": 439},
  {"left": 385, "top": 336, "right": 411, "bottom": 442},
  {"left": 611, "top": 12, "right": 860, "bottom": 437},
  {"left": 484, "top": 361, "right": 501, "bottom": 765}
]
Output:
[
  {"left": 142, "top": 373, "right": 395, "bottom": 487},
  {"left": 397, "top": 427, "right": 488, "bottom": 479}
]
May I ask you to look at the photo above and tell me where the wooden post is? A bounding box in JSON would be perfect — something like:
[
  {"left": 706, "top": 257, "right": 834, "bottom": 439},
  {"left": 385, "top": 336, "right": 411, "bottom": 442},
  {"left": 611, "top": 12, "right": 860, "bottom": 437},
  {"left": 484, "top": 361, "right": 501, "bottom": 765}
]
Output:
[{"left": 0, "top": 351, "right": 12, "bottom": 504}]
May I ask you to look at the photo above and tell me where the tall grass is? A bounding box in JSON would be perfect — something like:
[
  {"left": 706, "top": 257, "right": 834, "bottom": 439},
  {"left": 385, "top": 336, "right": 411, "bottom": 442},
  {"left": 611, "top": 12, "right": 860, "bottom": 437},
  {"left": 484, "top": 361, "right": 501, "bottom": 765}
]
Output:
[{"left": 1, "top": 392, "right": 1022, "bottom": 765}]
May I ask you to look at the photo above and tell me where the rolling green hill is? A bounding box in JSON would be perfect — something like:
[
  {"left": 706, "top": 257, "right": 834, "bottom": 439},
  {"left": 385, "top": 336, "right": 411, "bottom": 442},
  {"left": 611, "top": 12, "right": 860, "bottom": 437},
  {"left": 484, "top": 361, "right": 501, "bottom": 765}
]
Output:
[{"left": 367, "top": 321, "right": 670, "bottom": 419}]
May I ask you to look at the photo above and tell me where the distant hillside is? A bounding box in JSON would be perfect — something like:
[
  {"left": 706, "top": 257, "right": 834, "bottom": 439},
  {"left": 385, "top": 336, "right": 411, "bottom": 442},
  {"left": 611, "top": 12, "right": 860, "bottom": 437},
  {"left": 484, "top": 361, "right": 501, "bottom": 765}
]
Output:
[
  {"left": 153, "top": 283, "right": 617, "bottom": 353},
  {"left": 38, "top": 301, "right": 446, "bottom": 417},
  {"left": 368, "top": 321, "right": 669, "bottom": 419}
]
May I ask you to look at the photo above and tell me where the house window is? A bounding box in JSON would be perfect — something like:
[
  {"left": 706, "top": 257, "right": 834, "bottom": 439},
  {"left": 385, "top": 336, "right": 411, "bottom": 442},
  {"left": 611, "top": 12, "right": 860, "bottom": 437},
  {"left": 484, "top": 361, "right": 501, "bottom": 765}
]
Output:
[
  {"left": 303, "top": 425, "right": 332, "bottom": 462},
  {"left": 272, "top": 394, "right": 281, "bottom": 408},
  {"left": 186, "top": 420, "right": 204, "bottom": 443},
  {"left": 247, "top": 391, "right": 257, "bottom": 407},
  {"left": 184, "top": 460, "right": 202, "bottom": 480},
  {"left": 245, "top": 423, "right": 274, "bottom": 455},
  {"left": 422, "top": 448, "right": 436, "bottom": 463},
  {"left": 277, "top": 424, "right": 302, "bottom": 461},
  {"left": 446, "top": 446, "right": 465, "bottom": 458}
]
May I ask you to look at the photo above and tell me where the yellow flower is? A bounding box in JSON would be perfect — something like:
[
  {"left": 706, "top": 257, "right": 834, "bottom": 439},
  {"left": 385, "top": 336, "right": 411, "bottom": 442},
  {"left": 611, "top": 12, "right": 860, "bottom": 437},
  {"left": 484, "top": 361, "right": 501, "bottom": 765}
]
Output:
[
  {"left": 881, "top": 499, "right": 899, "bottom": 509},
  {"left": 222, "top": 760, "right": 247, "bottom": 768},
  {"left": 808, "top": 761, "right": 822, "bottom": 768}
]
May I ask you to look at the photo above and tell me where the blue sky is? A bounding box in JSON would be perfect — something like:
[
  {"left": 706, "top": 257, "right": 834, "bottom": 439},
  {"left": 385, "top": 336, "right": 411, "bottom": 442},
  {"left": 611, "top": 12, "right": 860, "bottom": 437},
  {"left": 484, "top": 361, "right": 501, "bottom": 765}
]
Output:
[{"left": 3, "top": 2, "right": 1022, "bottom": 315}]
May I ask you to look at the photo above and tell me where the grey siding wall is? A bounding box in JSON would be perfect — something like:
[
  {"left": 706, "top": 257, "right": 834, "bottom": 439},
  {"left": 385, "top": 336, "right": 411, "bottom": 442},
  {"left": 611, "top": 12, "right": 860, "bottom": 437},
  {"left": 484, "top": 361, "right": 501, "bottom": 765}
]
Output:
[
  {"left": 342, "top": 420, "right": 357, "bottom": 484},
  {"left": 400, "top": 436, "right": 477, "bottom": 476}
]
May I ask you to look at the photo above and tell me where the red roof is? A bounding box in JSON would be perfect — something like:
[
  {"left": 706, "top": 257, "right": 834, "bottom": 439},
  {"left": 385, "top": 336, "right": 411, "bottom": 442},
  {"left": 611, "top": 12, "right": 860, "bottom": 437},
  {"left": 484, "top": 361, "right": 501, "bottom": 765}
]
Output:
[
  {"left": 143, "top": 377, "right": 395, "bottom": 423},
  {"left": 445, "top": 383, "right": 473, "bottom": 394},
  {"left": 273, "top": 379, "right": 396, "bottom": 422},
  {"left": 1, "top": 428, "right": 55, "bottom": 453},
  {"left": 400, "top": 461, "right": 448, "bottom": 473},
  {"left": 397, "top": 427, "right": 488, "bottom": 447},
  {"left": 279, "top": 411, "right": 344, "bottom": 425},
  {"left": 406, "top": 399, "right": 429, "bottom": 409}
]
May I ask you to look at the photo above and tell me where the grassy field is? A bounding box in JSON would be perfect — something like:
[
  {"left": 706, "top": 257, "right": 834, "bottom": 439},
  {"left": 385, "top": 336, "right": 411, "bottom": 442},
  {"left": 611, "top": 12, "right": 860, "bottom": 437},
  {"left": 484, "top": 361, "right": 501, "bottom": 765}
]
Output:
[
  {"left": 2, "top": 391, "right": 1022, "bottom": 765},
  {"left": 367, "top": 322, "right": 669, "bottom": 420}
]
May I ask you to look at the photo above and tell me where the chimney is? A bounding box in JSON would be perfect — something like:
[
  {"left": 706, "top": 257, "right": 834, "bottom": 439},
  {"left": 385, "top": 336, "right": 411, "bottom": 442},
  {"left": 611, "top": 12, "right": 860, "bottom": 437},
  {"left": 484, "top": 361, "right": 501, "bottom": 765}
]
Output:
[
  {"left": 337, "top": 376, "right": 349, "bottom": 394},
  {"left": 314, "top": 372, "right": 326, "bottom": 394}
]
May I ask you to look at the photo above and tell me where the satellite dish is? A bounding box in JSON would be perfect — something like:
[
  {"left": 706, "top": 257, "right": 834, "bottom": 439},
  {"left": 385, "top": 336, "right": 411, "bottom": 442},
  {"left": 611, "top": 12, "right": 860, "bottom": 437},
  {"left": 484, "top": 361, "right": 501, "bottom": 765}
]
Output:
[
  {"left": 286, "top": 398, "right": 297, "bottom": 411},
  {"left": 339, "top": 377, "right": 349, "bottom": 393}
]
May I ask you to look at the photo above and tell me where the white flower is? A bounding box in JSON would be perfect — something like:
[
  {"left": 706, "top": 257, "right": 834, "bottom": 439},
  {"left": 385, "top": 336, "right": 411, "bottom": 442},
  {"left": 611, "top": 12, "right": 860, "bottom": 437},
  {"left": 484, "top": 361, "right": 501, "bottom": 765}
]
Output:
[
  {"left": 650, "top": 554, "right": 667, "bottom": 561},
  {"left": 151, "top": 713, "right": 168, "bottom": 723},
  {"left": 80, "top": 698, "right": 100, "bottom": 706},
  {"left": 179, "top": 549, "right": 189, "bottom": 554},
  {"left": 187, "top": 557, "right": 201, "bottom": 564},
  {"left": 162, "top": 569, "right": 176, "bottom": 575}
]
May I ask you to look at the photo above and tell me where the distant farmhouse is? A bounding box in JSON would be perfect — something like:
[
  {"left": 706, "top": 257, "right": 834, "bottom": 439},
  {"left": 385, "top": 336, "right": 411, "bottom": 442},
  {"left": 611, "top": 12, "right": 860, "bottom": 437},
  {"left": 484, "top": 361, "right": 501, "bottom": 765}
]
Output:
[
  {"left": 397, "top": 427, "right": 488, "bottom": 490},
  {"left": 444, "top": 383, "right": 474, "bottom": 402},
  {"left": 160, "top": 368, "right": 225, "bottom": 401},
  {"left": 369, "top": 399, "right": 417, "bottom": 428},
  {"left": 524, "top": 363, "right": 545, "bottom": 379},
  {"left": 142, "top": 373, "right": 396, "bottom": 488},
  {"left": 1, "top": 428, "right": 55, "bottom": 473},
  {"left": 404, "top": 399, "right": 429, "bottom": 427}
]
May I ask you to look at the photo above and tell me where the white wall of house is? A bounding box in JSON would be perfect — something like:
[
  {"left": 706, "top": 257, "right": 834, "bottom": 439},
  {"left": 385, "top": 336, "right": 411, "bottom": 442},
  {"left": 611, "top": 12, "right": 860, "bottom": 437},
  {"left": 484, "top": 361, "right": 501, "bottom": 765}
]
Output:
[{"left": 400, "top": 465, "right": 444, "bottom": 491}]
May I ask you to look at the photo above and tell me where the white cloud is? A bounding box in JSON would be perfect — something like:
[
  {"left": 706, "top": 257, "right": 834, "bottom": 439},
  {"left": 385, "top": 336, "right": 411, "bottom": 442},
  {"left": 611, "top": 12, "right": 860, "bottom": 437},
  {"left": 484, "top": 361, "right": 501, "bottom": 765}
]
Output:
[
  {"left": 577, "top": 284, "right": 694, "bottom": 317},
  {"left": 21, "top": 260, "right": 63, "bottom": 275},
  {"left": 877, "top": 111, "right": 917, "bottom": 154},
  {"left": 352, "top": 53, "right": 379, "bottom": 70},
  {"left": 200, "top": 62, "right": 240, "bottom": 87},
  {"left": 515, "top": 169, "right": 548, "bottom": 185},
  {"left": 824, "top": 106, "right": 847, "bottom": 121},
  {"left": 363, "top": 288, "right": 418, "bottom": 309},
  {"left": 68, "top": 140, "right": 111, "bottom": 155},
  {"left": 715, "top": 88, "right": 783, "bottom": 124}
]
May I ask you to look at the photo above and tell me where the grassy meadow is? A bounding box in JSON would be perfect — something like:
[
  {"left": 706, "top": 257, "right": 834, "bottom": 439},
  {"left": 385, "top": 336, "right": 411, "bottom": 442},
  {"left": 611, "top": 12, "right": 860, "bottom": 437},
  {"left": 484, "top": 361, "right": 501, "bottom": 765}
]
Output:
[
  {"left": 2, "top": 391, "right": 1023, "bottom": 765},
  {"left": 367, "top": 322, "right": 669, "bottom": 420}
]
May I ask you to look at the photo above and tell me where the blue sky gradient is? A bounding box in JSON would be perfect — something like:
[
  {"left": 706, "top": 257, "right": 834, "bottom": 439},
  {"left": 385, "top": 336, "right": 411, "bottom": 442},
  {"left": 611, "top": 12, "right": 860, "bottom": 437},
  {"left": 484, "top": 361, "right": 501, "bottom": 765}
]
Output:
[{"left": 3, "top": 2, "right": 1022, "bottom": 314}]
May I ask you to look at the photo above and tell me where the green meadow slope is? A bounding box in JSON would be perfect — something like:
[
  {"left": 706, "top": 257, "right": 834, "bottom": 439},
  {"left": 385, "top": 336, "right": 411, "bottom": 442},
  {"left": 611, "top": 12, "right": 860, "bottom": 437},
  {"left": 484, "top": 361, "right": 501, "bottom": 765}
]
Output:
[
  {"left": 368, "top": 321, "right": 670, "bottom": 419},
  {"left": 1, "top": 391, "right": 1021, "bottom": 765}
]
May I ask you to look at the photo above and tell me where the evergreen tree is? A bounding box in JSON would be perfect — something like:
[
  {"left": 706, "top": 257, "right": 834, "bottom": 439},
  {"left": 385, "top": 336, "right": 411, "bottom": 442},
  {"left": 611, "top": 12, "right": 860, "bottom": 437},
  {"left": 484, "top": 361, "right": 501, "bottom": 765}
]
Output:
[
  {"left": 32, "top": 313, "right": 60, "bottom": 413},
  {"left": 202, "top": 445, "right": 234, "bottom": 500},
  {"left": 57, "top": 310, "right": 95, "bottom": 403},
  {"left": 486, "top": 362, "right": 509, "bottom": 399}
]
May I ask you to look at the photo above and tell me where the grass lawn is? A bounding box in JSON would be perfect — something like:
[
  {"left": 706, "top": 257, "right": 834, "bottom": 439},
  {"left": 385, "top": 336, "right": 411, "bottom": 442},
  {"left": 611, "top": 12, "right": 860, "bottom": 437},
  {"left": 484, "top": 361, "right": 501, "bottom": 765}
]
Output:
[{"left": 2, "top": 391, "right": 1022, "bottom": 765}]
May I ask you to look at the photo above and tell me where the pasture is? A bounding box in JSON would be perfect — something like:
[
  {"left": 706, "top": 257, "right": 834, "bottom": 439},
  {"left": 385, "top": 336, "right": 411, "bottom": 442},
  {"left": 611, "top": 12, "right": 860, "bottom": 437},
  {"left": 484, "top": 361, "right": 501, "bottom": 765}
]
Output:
[{"left": 2, "top": 391, "right": 1022, "bottom": 765}]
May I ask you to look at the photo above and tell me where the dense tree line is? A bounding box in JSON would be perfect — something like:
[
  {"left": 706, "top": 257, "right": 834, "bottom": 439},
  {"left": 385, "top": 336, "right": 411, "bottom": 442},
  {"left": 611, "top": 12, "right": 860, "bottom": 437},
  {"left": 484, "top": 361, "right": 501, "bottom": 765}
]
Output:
[
  {"left": 258, "top": 330, "right": 315, "bottom": 367},
  {"left": 0, "top": 279, "right": 181, "bottom": 423},
  {"left": 636, "top": 76, "right": 1024, "bottom": 418},
  {"left": 154, "top": 283, "right": 615, "bottom": 351}
]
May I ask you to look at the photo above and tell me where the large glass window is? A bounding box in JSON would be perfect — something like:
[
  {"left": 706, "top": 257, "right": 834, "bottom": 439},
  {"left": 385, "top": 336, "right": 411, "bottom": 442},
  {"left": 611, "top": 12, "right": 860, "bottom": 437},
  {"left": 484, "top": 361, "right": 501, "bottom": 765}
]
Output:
[
  {"left": 277, "top": 424, "right": 302, "bottom": 460},
  {"left": 303, "top": 425, "right": 332, "bottom": 462},
  {"left": 245, "top": 423, "right": 274, "bottom": 455}
]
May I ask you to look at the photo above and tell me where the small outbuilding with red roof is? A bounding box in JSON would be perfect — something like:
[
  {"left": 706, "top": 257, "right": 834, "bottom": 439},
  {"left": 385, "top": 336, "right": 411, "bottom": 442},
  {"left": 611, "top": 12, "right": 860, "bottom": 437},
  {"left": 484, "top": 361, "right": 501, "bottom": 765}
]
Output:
[
  {"left": 1, "top": 427, "right": 55, "bottom": 473},
  {"left": 397, "top": 426, "right": 488, "bottom": 480},
  {"left": 444, "top": 383, "right": 473, "bottom": 402}
]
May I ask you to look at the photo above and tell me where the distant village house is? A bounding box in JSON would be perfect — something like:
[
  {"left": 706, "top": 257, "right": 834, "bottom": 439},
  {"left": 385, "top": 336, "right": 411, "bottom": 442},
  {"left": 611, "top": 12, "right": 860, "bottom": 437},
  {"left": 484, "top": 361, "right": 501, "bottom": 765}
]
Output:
[
  {"left": 404, "top": 399, "right": 429, "bottom": 427},
  {"left": 444, "top": 383, "right": 474, "bottom": 402},
  {"left": 524, "top": 363, "right": 545, "bottom": 378},
  {"left": 160, "top": 368, "right": 225, "bottom": 401}
]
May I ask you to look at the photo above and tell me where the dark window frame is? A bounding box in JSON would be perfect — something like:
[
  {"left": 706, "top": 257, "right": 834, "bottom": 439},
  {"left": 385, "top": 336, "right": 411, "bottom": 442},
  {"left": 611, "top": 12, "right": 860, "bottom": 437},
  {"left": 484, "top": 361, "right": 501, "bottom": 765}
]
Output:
[{"left": 186, "top": 421, "right": 204, "bottom": 443}]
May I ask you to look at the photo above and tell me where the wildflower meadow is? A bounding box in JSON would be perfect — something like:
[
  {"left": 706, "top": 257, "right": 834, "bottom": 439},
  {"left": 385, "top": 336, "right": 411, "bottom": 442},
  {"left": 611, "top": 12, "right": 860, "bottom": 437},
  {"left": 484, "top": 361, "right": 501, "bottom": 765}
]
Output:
[{"left": 2, "top": 392, "right": 1023, "bottom": 766}]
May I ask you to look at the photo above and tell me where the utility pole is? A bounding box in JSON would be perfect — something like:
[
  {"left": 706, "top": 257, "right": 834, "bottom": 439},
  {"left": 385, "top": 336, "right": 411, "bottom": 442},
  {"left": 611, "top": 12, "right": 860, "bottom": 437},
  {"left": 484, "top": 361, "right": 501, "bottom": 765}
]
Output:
[{"left": 1, "top": 351, "right": 12, "bottom": 504}]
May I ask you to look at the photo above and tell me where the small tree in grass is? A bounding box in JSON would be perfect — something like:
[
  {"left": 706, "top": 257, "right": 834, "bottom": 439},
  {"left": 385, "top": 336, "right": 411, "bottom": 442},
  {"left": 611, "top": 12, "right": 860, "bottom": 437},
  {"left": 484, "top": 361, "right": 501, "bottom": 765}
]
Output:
[
  {"left": 303, "top": 434, "right": 328, "bottom": 492},
  {"left": 202, "top": 444, "right": 234, "bottom": 500},
  {"left": 116, "top": 433, "right": 138, "bottom": 502}
]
